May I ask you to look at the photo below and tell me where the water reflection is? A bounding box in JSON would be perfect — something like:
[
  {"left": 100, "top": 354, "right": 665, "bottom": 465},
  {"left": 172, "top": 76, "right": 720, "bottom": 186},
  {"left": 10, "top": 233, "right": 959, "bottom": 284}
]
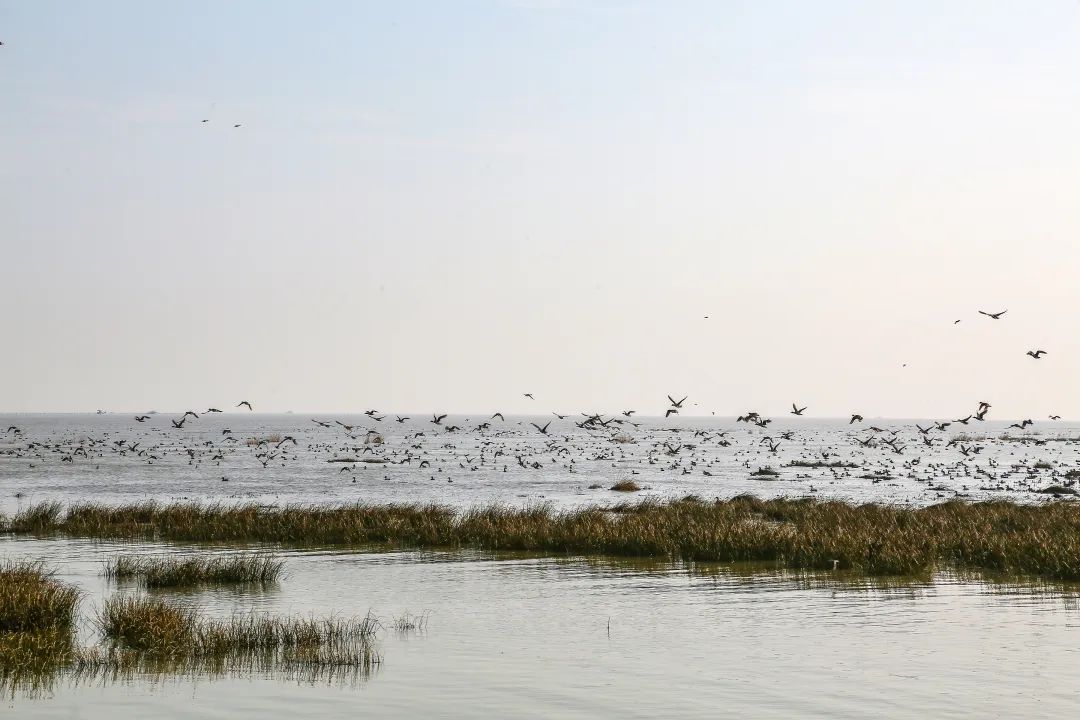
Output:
[{"left": 4, "top": 536, "right": 1080, "bottom": 717}]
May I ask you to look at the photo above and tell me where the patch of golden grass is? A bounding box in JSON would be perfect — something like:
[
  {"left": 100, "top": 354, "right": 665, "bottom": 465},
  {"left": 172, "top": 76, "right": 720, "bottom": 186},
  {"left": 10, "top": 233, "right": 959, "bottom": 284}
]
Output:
[
  {"left": 10, "top": 497, "right": 1080, "bottom": 580},
  {"left": 105, "top": 554, "right": 284, "bottom": 588}
]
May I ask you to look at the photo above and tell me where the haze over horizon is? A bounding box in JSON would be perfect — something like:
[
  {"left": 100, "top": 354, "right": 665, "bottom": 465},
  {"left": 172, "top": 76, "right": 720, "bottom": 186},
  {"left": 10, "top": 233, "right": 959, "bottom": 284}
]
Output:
[{"left": 3, "top": 1, "right": 1078, "bottom": 418}]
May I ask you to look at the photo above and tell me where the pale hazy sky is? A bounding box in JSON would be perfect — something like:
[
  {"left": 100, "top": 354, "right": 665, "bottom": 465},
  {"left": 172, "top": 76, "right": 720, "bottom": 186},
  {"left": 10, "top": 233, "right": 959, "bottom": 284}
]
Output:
[{"left": 2, "top": 1, "right": 1078, "bottom": 418}]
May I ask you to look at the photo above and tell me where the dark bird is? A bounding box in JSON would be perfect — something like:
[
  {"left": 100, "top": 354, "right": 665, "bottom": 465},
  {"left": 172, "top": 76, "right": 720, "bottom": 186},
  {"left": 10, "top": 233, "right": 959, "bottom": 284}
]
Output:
[
  {"left": 953, "top": 319, "right": 961, "bottom": 324},
  {"left": 395, "top": 416, "right": 410, "bottom": 423},
  {"left": 182, "top": 411, "right": 199, "bottom": 420},
  {"left": 205, "top": 408, "right": 222, "bottom": 413},
  {"left": 666, "top": 408, "right": 679, "bottom": 418},
  {"left": 431, "top": 414, "right": 447, "bottom": 425},
  {"left": 233, "top": 123, "right": 242, "bottom": 128},
  {"left": 1026, "top": 350, "right": 1047, "bottom": 359},
  {"left": 552, "top": 413, "right": 568, "bottom": 420},
  {"left": 622, "top": 410, "right": 636, "bottom": 417},
  {"left": 491, "top": 413, "right": 505, "bottom": 421},
  {"left": 978, "top": 310, "right": 1007, "bottom": 319},
  {"left": 531, "top": 421, "right": 551, "bottom": 435},
  {"left": 171, "top": 417, "right": 186, "bottom": 429},
  {"left": 134, "top": 415, "right": 150, "bottom": 422},
  {"left": 365, "top": 409, "right": 378, "bottom": 417},
  {"left": 668, "top": 395, "right": 688, "bottom": 408},
  {"left": 524, "top": 393, "right": 534, "bottom": 400},
  {"left": 311, "top": 419, "right": 331, "bottom": 428},
  {"left": 790, "top": 404, "right": 807, "bottom": 416},
  {"left": 954, "top": 415, "right": 972, "bottom": 425},
  {"left": 850, "top": 414, "right": 864, "bottom": 424},
  {"left": 1050, "top": 415, "right": 1062, "bottom": 420},
  {"left": 237, "top": 401, "right": 253, "bottom": 411}
]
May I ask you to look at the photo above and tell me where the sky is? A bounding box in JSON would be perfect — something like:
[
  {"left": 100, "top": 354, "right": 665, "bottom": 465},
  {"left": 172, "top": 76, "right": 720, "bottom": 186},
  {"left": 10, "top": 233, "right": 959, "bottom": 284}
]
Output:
[{"left": 1, "top": 0, "right": 1079, "bottom": 418}]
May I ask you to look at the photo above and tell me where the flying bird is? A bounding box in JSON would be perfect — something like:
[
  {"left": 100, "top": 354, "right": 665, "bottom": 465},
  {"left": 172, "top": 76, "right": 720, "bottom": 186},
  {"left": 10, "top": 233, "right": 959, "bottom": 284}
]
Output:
[
  {"left": 524, "top": 393, "right": 534, "bottom": 400},
  {"left": 790, "top": 404, "right": 806, "bottom": 416},
  {"left": 491, "top": 413, "right": 505, "bottom": 421},
  {"left": 1026, "top": 350, "right": 1047, "bottom": 359},
  {"left": 531, "top": 421, "right": 551, "bottom": 434},
  {"left": 205, "top": 408, "right": 222, "bottom": 413},
  {"left": 668, "top": 395, "right": 687, "bottom": 408},
  {"left": 665, "top": 408, "right": 679, "bottom": 418},
  {"left": 134, "top": 416, "right": 150, "bottom": 422},
  {"left": 431, "top": 414, "right": 447, "bottom": 425},
  {"left": 849, "top": 414, "right": 864, "bottom": 424},
  {"left": 978, "top": 310, "right": 1007, "bottom": 319},
  {"left": 237, "top": 401, "right": 253, "bottom": 411}
]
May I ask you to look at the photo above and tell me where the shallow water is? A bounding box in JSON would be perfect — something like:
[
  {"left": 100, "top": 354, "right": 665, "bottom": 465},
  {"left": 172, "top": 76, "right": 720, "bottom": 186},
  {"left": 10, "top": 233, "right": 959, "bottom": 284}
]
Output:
[
  {"left": 3, "top": 536, "right": 1080, "bottom": 718},
  {"left": 3, "top": 414, "right": 1080, "bottom": 716},
  {"left": 1, "top": 413, "right": 1078, "bottom": 515}
]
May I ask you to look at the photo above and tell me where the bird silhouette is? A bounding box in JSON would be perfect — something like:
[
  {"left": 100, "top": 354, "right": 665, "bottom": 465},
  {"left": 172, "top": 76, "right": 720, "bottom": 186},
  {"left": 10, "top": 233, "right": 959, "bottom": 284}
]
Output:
[
  {"left": 237, "top": 401, "right": 253, "bottom": 411},
  {"left": 432, "top": 414, "right": 447, "bottom": 425},
  {"left": 491, "top": 412, "right": 505, "bottom": 421},
  {"left": 1026, "top": 350, "right": 1047, "bottom": 359},
  {"left": 790, "top": 404, "right": 807, "bottom": 416},
  {"left": 668, "top": 395, "right": 688, "bottom": 408},
  {"left": 849, "top": 414, "right": 864, "bottom": 424},
  {"left": 666, "top": 408, "right": 679, "bottom": 418},
  {"left": 531, "top": 421, "right": 551, "bottom": 434},
  {"left": 978, "top": 310, "right": 1007, "bottom": 319},
  {"left": 134, "top": 415, "right": 150, "bottom": 422},
  {"left": 205, "top": 408, "right": 222, "bottom": 413}
]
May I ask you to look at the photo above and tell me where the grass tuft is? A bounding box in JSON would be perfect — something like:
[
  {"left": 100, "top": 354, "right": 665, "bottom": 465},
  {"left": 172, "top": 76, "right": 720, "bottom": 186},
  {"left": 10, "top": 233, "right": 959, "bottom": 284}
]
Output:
[
  {"left": 104, "top": 554, "right": 284, "bottom": 588},
  {"left": 609, "top": 480, "right": 641, "bottom": 492},
  {"left": 0, "top": 561, "right": 80, "bottom": 634}
]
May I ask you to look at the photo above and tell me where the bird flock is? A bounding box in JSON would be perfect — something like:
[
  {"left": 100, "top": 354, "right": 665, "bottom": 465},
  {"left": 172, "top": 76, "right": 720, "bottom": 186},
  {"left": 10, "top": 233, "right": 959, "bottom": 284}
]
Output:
[{"left": 1, "top": 309, "right": 1073, "bottom": 503}]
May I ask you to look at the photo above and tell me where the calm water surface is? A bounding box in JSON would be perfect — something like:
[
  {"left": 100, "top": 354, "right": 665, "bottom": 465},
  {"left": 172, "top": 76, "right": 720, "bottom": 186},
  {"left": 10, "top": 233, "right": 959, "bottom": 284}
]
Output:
[
  {"left": 2, "top": 414, "right": 1079, "bottom": 717},
  {"left": 2, "top": 536, "right": 1080, "bottom": 718}
]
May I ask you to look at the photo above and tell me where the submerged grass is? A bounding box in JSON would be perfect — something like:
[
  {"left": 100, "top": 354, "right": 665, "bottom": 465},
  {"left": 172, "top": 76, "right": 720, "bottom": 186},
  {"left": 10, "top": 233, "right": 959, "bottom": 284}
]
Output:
[
  {"left": 105, "top": 554, "right": 284, "bottom": 588},
  {"left": 9, "top": 497, "right": 1080, "bottom": 580}
]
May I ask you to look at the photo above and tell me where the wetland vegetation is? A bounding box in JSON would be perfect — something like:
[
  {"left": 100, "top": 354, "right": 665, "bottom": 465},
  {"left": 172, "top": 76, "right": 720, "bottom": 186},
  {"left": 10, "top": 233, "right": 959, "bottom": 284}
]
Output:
[{"left": 6, "top": 496, "right": 1080, "bottom": 580}]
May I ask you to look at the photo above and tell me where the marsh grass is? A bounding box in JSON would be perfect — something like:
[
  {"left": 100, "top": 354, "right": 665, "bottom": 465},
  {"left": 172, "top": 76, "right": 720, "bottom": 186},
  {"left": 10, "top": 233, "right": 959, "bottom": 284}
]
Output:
[
  {"left": 392, "top": 611, "right": 429, "bottom": 634},
  {"left": 98, "top": 596, "right": 380, "bottom": 661},
  {"left": 750, "top": 467, "right": 780, "bottom": 477},
  {"left": 11, "top": 497, "right": 1080, "bottom": 580},
  {"left": 104, "top": 554, "right": 284, "bottom": 588},
  {"left": 0, "top": 561, "right": 80, "bottom": 634},
  {"left": 609, "top": 480, "right": 641, "bottom": 492}
]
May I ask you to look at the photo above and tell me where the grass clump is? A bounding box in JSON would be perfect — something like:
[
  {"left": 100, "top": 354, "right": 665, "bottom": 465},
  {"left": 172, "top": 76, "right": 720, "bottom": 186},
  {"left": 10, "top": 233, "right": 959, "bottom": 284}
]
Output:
[
  {"left": 0, "top": 561, "right": 80, "bottom": 634},
  {"left": 105, "top": 554, "right": 284, "bottom": 588},
  {"left": 98, "top": 595, "right": 380, "bottom": 667},
  {"left": 750, "top": 467, "right": 779, "bottom": 477},
  {"left": 609, "top": 480, "right": 641, "bottom": 492}
]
